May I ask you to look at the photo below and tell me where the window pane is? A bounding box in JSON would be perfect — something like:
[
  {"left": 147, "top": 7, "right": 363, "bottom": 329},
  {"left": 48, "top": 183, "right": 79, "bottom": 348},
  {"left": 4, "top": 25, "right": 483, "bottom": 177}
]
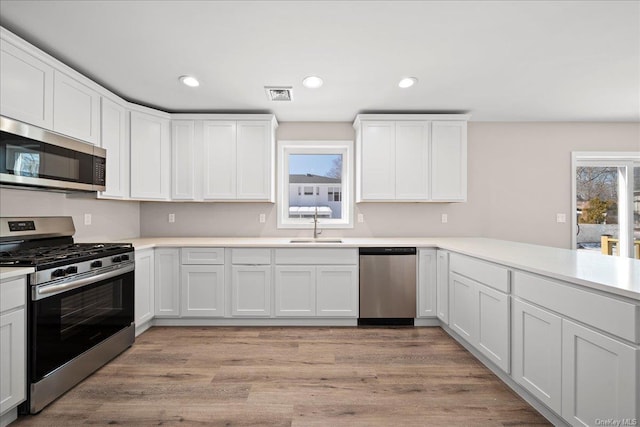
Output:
[
  {"left": 288, "top": 154, "right": 343, "bottom": 219},
  {"left": 576, "top": 166, "right": 619, "bottom": 254}
]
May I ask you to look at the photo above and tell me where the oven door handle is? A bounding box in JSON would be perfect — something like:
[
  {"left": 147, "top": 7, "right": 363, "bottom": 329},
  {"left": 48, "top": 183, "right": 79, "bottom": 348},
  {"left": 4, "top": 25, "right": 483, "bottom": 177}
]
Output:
[{"left": 35, "top": 264, "right": 134, "bottom": 300}]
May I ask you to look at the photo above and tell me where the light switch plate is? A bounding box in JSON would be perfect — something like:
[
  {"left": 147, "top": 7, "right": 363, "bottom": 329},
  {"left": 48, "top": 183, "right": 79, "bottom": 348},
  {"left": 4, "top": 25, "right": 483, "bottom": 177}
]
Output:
[
  {"left": 556, "top": 213, "right": 566, "bottom": 223},
  {"left": 84, "top": 213, "right": 91, "bottom": 226}
]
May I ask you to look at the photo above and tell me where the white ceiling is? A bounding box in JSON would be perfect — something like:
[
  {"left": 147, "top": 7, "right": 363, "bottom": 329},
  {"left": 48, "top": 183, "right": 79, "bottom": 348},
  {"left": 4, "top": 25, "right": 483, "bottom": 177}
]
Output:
[{"left": 0, "top": 0, "right": 638, "bottom": 122}]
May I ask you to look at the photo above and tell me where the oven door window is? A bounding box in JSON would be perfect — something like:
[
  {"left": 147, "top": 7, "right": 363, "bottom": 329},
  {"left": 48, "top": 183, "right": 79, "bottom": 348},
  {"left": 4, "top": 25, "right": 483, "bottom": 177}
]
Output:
[{"left": 32, "top": 271, "right": 134, "bottom": 381}]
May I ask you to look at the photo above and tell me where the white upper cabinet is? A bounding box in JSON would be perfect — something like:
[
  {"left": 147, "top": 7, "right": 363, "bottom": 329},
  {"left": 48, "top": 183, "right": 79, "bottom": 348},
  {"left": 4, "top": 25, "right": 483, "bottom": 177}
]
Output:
[
  {"left": 171, "top": 120, "right": 197, "bottom": 200},
  {"left": 53, "top": 71, "right": 100, "bottom": 144},
  {"left": 170, "top": 116, "right": 277, "bottom": 202},
  {"left": 202, "top": 120, "right": 236, "bottom": 199},
  {"left": 354, "top": 114, "right": 469, "bottom": 202},
  {"left": 236, "top": 120, "right": 273, "bottom": 200},
  {"left": 431, "top": 121, "right": 467, "bottom": 201},
  {"left": 395, "top": 121, "right": 429, "bottom": 200},
  {"left": 0, "top": 37, "right": 54, "bottom": 129},
  {"left": 130, "top": 109, "right": 171, "bottom": 200},
  {"left": 99, "top": 96, "right": 129, "bottom": 199},
  {"left": 359, "top": 121, "right": 396, "bottom": 200}
]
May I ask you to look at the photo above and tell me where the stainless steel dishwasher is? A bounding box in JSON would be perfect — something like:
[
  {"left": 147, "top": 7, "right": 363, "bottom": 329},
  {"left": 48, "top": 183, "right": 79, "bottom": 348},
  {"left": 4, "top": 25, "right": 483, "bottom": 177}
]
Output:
[{"left": 359, "top": 247, "right": 417, "bottom": 325}]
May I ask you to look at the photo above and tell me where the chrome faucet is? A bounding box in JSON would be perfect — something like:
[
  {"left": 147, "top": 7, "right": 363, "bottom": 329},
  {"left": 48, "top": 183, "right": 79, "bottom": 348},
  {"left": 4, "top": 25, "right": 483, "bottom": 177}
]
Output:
[{"left": 313, "top": 206, "right": 322, "bottom": 239}]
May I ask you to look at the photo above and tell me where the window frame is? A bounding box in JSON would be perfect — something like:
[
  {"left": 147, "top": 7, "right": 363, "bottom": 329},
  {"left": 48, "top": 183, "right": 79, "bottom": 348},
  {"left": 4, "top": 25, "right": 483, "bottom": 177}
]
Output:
[
  {"left": 277, "top": 140, "right": 354, "bottom": 229},
  {"left": 571, "top": 151, "right": 640, "bottom": 258}
]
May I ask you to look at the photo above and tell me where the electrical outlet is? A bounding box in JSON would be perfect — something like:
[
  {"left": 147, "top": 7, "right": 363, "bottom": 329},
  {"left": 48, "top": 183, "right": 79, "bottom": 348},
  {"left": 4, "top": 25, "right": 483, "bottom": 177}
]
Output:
[
  {"left": 357, "top": 213, "right": 364, "bottom": 223},
  {"left": 556, "top": 213, "right": 566, "bottom": 223},
  {"left": 84, "top": 213, "right": 92, "bottom": 226},
  {"left": 441, "top": 213, "right": 448, "bottom": 224},
  {"left": 259, "top": 213, "right": 266, "bottom": 223},
  {"left": 168, "top": 213, "right": 175, "bottom": 223}
]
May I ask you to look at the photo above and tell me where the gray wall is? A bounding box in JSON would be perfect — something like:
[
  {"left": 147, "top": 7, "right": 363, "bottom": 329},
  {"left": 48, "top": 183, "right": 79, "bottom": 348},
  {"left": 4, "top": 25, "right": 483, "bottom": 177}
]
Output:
[
  {"left": 0, "top": 187, "right": 140, "bottom": 241},
  {"left": 1, "top": 122, "right": 637, "bottom": 248},
  {"left": 139, "top": 121, "right": 640, "bottom": 248}
]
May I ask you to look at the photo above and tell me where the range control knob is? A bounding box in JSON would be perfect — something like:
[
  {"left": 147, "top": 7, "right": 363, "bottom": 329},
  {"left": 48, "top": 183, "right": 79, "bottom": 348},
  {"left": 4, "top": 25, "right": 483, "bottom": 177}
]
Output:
[
  {"left": 120, "top": 254, "right": 130, "bottom": 261},
  {"left": 111, "top": 256, "right": 122, "bottom": 263},
  {"left": 90, "top": 260, "right": 103, "bottom": 268},
  {"left": 51, "top": 269, "right": 66, "bottom": 278},
  {"left": 65, "top": 266, "right": 78, "bottom": 274}
]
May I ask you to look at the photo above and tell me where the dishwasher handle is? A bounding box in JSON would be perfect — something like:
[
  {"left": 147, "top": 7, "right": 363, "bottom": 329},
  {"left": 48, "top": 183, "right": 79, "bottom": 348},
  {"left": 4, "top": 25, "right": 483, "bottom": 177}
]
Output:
[{"left": 359, "top": 247, "right": 416, "bottom": 256}]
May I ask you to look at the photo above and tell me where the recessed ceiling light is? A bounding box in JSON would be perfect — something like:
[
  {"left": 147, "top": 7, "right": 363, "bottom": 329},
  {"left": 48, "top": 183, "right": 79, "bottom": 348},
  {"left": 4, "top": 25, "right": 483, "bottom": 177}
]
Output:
[
  {"left": 302, "top": 76, "right": 323, "bottom": 89},
  {"left": 398, "top": 77, "right": 418, "bottom": 88},
  {"left": 179, "top": 75, "right": 200, "bottom": 87}
]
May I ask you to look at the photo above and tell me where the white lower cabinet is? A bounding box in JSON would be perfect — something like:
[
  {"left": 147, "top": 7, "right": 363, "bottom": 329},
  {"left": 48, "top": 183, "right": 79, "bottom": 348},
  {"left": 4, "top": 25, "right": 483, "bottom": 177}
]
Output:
[
  {"left": 417, "top": 249, "right": 437, "bottom": 317},
  {"left": 562, "top": 319, "right": 638, "bottom": 426},
  {"left": 449, "top": 272, "right": 510, "bottom": 373},
  {"left": 231, "top": 266, "right": 271, "bottom": 316},
  {"left": 134, "top": 249, "right": 154, "bottom": 333},
  {"left": 436, "top": 250, "right": 449, "bottom": 324},
  {"left": 181, "top": 265, "right": 225, "bottom": 317},
  {"left": 0, "top": 277, "right": 26, "bottom": 424},
  {"left": 316, "top": 266, "right": 358, "bottom": 317},
  {"left": 512, "top": 298, "right": 562, "bottom": 414},
  {"left": 154, "top": 248, "right": 180, "bottom": 317},
  {"left": 275, "top": 266, "right": 316, "bottom": 317}
]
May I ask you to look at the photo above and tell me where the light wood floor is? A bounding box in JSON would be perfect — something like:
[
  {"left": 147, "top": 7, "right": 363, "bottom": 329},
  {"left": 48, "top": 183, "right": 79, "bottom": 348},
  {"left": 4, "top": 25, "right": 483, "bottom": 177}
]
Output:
[{"left": 14, "top": 326, "right": 550, "bottom": 426}]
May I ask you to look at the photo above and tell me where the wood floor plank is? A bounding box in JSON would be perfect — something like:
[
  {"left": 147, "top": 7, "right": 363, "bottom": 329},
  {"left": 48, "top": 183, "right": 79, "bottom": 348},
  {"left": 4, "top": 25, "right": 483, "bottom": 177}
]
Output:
[{"left": 12, "top": 326, "right": 550, "bottom": 426}]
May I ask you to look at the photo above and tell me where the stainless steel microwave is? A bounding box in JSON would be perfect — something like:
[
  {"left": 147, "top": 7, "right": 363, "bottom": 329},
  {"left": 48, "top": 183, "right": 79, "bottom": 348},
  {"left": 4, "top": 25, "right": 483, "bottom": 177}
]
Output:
[{"left": 0, "top": 116, "right": 106, "bottom": 192}]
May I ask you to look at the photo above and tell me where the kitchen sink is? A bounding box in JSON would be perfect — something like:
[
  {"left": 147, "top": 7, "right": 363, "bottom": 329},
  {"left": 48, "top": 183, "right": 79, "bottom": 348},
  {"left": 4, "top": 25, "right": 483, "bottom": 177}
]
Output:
[{"left": 289, "top": 238, "right": 343, "bottom": 243}]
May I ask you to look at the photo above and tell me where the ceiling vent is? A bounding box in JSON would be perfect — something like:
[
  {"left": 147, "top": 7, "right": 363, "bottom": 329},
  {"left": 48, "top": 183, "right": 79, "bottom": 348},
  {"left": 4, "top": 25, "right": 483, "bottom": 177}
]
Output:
[{"left": 265, "top": 86, "right": 293, "bottom": 101}]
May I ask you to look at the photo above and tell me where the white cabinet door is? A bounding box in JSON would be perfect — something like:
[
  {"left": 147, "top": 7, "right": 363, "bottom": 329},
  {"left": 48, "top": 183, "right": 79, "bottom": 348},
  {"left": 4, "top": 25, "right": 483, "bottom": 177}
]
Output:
[
  {"left": 0, "top": 40, "right": 54, "bottom": 128},
  {"left": 130, "top": 110, "right": 170, "bottom": 200},
  {"left": 476, "top": 282, "right": 510, "bottom": 373},
  {"left": 0, "top": 309, "right": 25, "bottom": 414},
  {"left": 359, "top": 121, "right": 396, "bottom": 200},
  {"left": 417, "top": 249, "right": 437, "bottom": 317},
  {"left": 236, "top": 121, "right": 273, "bottom": 200},
  {"left": 449, "top": 271, "right": 510, "bottom": 373},
  {"left": 449, "top": 272, "right": 477, "bottom": 341},
  {"left": 436, "top": 250, "right": 449, "bottom": 324},
  {"left": 512, "top": 298, "right": 562, "bottom": 414},
  {"left": 53, "top": 71, "right": 100, "bottom": 144},
  {"left": 431, "top": 121, "right": 467, "bottom": 201},
  {"left": 395, "top": 121, "right": 429, "bottom": 200},
  {"left": 231, "top": 266, "right": 271, "bottom": 317},
  {"left": 171, "top": 120, "right": 196, "bottom": 200},
  {"left": 181, "top": 265, "right": 225, "bottom": 317},
  {"left": 99, "top": 96, "right": 129, "bottom": 199},
  {"left": 134, "top": 249, "right": 155, "bottom": 330},
  {"left": 154, "top": 248, "right": 180, "bottom": 317},
  {"left": 275, "top": 266, "right": 316, "bottom": 316},
  {"left": 202, "top": 120, "right": 236, "bottom": 199},
  {"left": 562, "top": 319, "right": 638, "bottom": 426},
  {"left": 316, "top": 266, "right": 358, "bottom": 317}
]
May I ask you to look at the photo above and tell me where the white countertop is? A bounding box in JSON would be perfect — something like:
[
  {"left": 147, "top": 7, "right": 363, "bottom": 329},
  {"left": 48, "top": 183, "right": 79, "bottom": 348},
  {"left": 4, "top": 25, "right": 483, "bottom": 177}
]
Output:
[
  {"left": 0, "top": 266, "right": 35, "bottom": 281},
  {"left": 117, "top": 236, "right": 640, "bottom": 302}
]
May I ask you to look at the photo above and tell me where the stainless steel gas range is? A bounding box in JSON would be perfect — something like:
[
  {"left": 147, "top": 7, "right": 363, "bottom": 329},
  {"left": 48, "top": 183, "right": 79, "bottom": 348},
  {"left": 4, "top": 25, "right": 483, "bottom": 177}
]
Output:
[{"left": 0, "top": 216, "right": 135, "bottom": 414}]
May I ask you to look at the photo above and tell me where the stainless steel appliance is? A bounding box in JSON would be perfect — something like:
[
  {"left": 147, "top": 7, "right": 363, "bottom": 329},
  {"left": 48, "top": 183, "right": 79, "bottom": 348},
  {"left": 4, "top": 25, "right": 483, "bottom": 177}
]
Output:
[
  {"left": 0, "top": 116, "right": 106, "bottom": 192},
  {"left": 359, "top": 247, "right": 417, "bottom": 325},
  {"left": 0, "top": 217, "right": 134, "bottom": 414}
]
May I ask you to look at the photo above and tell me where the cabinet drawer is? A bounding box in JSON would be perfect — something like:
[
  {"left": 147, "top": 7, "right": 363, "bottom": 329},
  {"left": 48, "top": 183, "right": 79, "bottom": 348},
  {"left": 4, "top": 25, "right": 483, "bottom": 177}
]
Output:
[
  {"left": 181, "top": 247, "right": 225, "bottom": 265},
  {"left": 449, "top": 253, "right": 510, "bottom": 293},
  {"left": 513, "top": 271, "right": 640, "bottom": 343},
  {"left": 231, "top": 249, "right": 271, "bottom": 265},
  {"left": 0, "top": 277, "right": 26, "bottom": 312},
  {"left": 275, "top": 249, "right": 358, "bottom": 265}
]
